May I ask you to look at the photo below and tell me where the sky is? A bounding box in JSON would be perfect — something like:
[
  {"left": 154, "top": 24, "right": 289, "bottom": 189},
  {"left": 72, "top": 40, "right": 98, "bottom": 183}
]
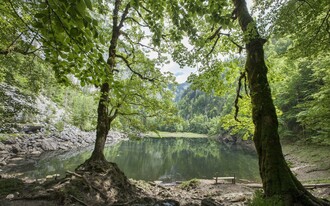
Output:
[{"left": 162, "top": 0, "right": 254, "bottom": 84}]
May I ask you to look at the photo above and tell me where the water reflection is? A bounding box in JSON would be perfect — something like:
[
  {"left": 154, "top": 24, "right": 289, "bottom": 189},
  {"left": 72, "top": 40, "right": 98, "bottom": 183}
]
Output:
[
  {"left": 4, "top": 138, "right": 260, "bottom": 182},
  {"left": 105, "top": 138, "right": 259, "bottom": 182}
]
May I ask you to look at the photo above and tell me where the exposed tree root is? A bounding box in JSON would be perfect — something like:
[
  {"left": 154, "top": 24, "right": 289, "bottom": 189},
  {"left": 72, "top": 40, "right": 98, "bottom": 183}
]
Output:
[{"left": 72, "top": 159, "right": 137, "bottom": 204}]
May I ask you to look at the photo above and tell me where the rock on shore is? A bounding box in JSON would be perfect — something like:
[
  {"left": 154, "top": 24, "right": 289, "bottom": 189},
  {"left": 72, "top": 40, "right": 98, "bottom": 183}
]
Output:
[{"left": 0, "top": 125, "right": 126, "bottom": 167}]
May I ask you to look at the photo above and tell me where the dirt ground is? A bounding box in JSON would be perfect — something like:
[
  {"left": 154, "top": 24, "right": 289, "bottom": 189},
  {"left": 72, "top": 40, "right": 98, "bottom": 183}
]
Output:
[{"left": 0, "top": 171, "right": 329, "bottom": 206}]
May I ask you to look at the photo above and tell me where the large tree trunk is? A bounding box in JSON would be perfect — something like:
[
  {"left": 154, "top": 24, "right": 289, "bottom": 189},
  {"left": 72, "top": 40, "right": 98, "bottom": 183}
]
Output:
[
  {"left": 89, "top": 83, "right": 110, "bottom": 162},
  {"left": 232, "top": 0, "right": 329, "bottom": 205}
]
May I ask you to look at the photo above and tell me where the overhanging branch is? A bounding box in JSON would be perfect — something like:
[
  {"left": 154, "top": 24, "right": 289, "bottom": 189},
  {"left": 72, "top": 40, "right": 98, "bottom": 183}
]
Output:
[{"left": 115, "top": 54, "right": 155, "bottom": 82}]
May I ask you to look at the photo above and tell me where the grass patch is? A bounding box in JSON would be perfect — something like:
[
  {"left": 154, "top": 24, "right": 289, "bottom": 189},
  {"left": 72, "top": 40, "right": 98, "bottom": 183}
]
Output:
[
  {"left": 179, "top": 178, "right": 200, "bottom": 191},
  {"left": 145, "top": 131, "right": 208, "bottom": 138},
  {"left": 0, "top": 133, "right": 22, "bottom": 142},
  {"left": 0, "top": 134, "right": 8, "bottom": 142},
  {"left": 248, "top": 190, "right": 284, "bottom": 206}
]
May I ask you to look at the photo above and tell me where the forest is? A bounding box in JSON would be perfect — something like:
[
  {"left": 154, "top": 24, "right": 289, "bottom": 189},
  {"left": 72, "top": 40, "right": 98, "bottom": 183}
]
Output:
[{"left": 0, "top": 0, "right": 329, "bottom": 205}]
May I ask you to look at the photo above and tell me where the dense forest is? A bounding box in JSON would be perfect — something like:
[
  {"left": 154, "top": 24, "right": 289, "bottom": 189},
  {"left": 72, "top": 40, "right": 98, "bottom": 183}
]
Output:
[{"left": 0, "top": 0, "right": 329, "bottom": 205}]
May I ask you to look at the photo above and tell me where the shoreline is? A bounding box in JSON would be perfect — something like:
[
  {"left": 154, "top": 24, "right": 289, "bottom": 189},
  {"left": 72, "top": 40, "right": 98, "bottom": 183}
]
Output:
[{"left": 0, "top": 126, "right": 126, "bottom": 170}]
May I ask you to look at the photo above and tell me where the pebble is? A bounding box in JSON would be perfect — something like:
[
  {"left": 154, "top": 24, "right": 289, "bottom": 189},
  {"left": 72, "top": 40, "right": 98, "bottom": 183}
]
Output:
[
  {"left": 10, "top": 157, "right": 24, "bottom": 161},
  {"left": 6, "top": 194, "right": 14, "bottom": 200},
  {"left": 31, "top": 151, "right": 41, "bottom": 155}
]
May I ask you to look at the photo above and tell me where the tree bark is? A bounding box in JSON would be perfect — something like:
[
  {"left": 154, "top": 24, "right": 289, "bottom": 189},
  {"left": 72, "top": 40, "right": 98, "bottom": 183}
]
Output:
[
  {"left": 89, "top": 82, "right": 110, "bottom": 162},
  {"left": 232, "top": 0, "right": 329, "bottom": 205}
]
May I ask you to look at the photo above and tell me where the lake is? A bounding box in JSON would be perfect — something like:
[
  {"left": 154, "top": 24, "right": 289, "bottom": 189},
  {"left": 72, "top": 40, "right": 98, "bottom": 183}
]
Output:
[{"left": 4, "top": 137, "right": 260, "bottom": 182}]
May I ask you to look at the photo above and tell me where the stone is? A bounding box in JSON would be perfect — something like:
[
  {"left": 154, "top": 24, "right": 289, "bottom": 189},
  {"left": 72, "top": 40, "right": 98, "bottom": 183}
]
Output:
[
  {"left": 201, "top": 198, "right": 224, "bottom": 206},
  {"left": 40, "top": 139, "right": 58, "bottom": 151},
  {"left": 0, "top": 142, "right": 6, "bottom": 150},
  {"left": 22, "top": 125, "right": 43, "bottom": 134},
  {"left": 153, "top": 199, "right": 180, "bottom": 206},
  {"left": 3, "top": 139, "right": 16, "bottom": 144},
  {"left": 10, "top": 157, "right": 24, "bottom": 161},
  {"left": 31, "top": 150, "right": 42, "bottom": 155},
  {"left": 11, "top": 145, "right": 20, "bottom": 154},
  {"left": 223, "top": 193, "right": 246, "bottom": 203},
  {"left": 59, "top": 146, "right": 68, "bottom": 150},
  {"left": 6, "top": 194, "right": 14, "bottom": 200},
  {"left": 0, "top": 150, "right": 9, "bottom": 155}
]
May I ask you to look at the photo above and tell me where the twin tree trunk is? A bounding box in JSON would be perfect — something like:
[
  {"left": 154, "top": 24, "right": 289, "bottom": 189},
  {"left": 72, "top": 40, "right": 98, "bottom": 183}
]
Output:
[{"left": 233, "top": 0, "right": 329, "bottom": 205}]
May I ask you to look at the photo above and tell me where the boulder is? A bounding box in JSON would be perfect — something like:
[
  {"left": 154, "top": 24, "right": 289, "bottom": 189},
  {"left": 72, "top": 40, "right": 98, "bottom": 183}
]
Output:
[
  {"left": 6, "top": 194, "right": 14, "bottom": 200},
  {"left": 201, "top": 198, "right": 224, "bottom": 206},
  {"left": 153, "top": 199, "right": 180, "bottom": 206},
  {"left": 22, "top": 125, "right": 44, "bottom": 134},
  {"left": 40, "top": 139, "right": 58, "bottom": 151},
  {"left": 11, "top": 145, "right": 20, "bottom": 154},
  {"left": 0, "top": 142, "right": 6, "bottom": 150}
]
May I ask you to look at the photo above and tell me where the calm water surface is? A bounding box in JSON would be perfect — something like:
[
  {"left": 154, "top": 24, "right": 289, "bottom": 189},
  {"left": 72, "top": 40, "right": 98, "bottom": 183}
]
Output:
[{"left": 4, "top": 138, "right": 260, "bottom": 182}]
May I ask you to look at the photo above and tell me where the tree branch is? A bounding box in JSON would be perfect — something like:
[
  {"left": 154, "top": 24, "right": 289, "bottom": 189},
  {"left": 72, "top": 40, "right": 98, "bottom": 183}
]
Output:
[
  {"left": 234, "top": 72, "right": 247, "bottom": 122},
  {"left": 115, "top": 54, "right": 155, "bottom": 82},
  {"left": 307, "top": 9, "right": 330, "bottom": 48},
  {"left": 117, "top": 112, "right": 140, "bottom": 116},
  {"left": 121, "top": 31, "right": 160, "bottom": 52},
  {"left": 118, "top": 3, "right": 131, "bottom": 30},
  {"left": 126, "top": 17, "right": 148, "bottom": 27},
  {"left": 0, "top": 47, "right": 41, "bottom": 55},
  {"left": 133, "top": 7, "right": 151, "bottom": 28},
  {"left": 206, "top": 34, "right": 221, "bottom": 57},
  {"left": 219, "top": 32, "right": 244, "bottom": 53},
  {"left": 207, "top": 26, "right": 222, "bottom": 40}
]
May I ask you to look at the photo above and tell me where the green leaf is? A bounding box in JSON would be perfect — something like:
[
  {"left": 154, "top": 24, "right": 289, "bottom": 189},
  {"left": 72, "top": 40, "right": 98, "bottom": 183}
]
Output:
[
  {"left": 70, "top": 28, "right": 80, "bottom": 37},
  {"left": 35, "top": 13, "right": 46, "bottom": 19},
  {"left": 84, "top": 0, "right": 93, "bottom": 10},
  {"left": 34, "top": 22, "right": 44, "bottom": 29}
]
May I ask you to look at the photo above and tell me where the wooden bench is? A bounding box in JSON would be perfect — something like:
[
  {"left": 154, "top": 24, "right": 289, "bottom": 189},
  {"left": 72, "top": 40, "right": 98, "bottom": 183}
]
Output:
[{"left": 213, "top": 176, "right": 236, "bottom": 184}]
